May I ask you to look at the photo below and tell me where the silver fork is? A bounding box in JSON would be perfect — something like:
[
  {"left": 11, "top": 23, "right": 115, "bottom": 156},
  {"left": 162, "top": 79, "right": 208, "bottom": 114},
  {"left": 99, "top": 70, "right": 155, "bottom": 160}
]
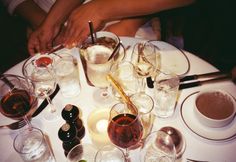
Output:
[{"left": 0, "top": 120, "right": 26, "bottom": 130}]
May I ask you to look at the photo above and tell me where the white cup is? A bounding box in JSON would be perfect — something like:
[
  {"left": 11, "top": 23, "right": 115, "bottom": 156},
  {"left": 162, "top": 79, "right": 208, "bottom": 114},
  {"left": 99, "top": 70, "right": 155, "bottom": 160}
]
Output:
[
  {"left": 194, "top": 89, "right": 236, "bottom": 128},
  {"left": 54, "top": 53, "right": 81, "bottom": 98}
]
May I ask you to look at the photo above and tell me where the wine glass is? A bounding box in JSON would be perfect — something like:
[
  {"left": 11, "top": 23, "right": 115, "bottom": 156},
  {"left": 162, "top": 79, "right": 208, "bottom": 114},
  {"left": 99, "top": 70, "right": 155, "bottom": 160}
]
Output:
[
  {"left": 130, "top": 93, "right": 154, "bottom": 142},
  {"left": 95, "top": 144, "right": 125, "bottom": 162},
  {"left": 22, "top": 54, "right": 59, "bottom": 121},
  {"left": 107, "top": 102, "right": 143, "bottom": 160},
  {"left": 108, "top": 61, "right": 139, "bottom": 101},
  {"left": 79, "top": 31, "right": 124, "bottom": 106},
  {"left": 0, "top": 74, "right": 38, "bottom": 129},
  {"left": 66, "top": 143, "right": 98, "bottom": 162},
  {"left": 131, "top": 41, "right": 160, "bottom": 93}
]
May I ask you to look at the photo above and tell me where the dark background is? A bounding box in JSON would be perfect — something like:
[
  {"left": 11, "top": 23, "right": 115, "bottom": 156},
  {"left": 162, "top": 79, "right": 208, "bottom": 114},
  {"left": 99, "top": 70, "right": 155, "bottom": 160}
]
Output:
[
  {"left": 0, "top": 3, "right": 28, "bottom": 74},
  {"left": 0, "top": 1, "right": 235, "bottom": 74}
]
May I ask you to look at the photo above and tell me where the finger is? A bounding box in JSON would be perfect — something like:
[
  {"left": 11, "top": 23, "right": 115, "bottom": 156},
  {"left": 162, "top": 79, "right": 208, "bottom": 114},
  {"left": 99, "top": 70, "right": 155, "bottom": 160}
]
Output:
[
  {"left": 29, "top": 39, "right": 40, "bottom": 55},
  {"left": 65, "top": 26, "right": 89, "bottom": 48}
]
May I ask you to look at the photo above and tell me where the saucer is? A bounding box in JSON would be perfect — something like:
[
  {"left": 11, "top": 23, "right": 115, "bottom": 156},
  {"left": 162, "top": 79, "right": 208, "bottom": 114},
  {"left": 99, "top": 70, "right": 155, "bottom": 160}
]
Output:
[{"left": 180, "top": 91, "right": 236, "bottom": 141}]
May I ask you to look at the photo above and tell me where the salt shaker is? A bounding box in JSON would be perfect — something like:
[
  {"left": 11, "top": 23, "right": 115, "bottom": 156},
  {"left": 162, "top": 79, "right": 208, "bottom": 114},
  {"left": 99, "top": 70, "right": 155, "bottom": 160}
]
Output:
[{"left": 58, "top": 123, "right": 81, "bottom": 156}]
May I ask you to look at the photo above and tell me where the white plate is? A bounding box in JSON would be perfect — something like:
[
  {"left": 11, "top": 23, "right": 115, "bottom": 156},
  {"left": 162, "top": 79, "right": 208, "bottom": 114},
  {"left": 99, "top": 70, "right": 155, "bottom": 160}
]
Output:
[
  {"left": 180, "top": 91, "right": 236, "bottom": 141},
  {"left": 120, "top": 37, "right": 190, "bottom": 76}
]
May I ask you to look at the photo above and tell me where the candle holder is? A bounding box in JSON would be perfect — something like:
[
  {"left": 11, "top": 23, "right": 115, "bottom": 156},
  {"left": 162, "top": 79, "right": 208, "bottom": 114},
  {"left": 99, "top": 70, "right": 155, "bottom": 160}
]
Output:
[{"left": 87, "top": 108, "right": 111, "bottom": 148}]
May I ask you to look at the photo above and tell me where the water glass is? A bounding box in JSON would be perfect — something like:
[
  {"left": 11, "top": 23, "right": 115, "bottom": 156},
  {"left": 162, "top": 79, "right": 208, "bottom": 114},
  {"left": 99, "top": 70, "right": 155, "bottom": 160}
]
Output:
[
  {"left": 153, "top": 72, "right": 180, "bottom": 118},
  {"left": 54, "top": 53, "right": 81, "bottom": 98},
  {"left": 13, "top": 127, "right": 56, "bottom": 162},
  {"left": 95, "top": 144, "right": 125, "bottom": 162},
  {"left": 140, "top": 130, "right": 176, "bottom": 162}
]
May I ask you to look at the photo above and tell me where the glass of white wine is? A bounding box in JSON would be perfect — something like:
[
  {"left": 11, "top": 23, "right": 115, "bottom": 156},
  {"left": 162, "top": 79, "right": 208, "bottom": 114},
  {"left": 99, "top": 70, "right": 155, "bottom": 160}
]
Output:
[
  {"left": 23, "top": 54, "right": 59, "bottom": 121},
  {"left": 131, "top": 41, "right": 160, "bottom": 93}
]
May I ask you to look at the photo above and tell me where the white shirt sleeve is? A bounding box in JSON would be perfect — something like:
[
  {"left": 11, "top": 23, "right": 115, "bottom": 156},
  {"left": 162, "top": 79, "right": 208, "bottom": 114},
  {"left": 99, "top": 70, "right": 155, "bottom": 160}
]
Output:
[{"left": 1, "top": 0, "right": 26, "bottom": 15}]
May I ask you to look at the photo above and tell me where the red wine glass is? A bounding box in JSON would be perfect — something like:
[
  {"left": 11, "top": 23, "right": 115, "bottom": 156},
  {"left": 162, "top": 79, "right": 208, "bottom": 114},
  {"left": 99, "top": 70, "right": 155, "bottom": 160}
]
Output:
[
  {"left": 107, "top": 102, "right": 143, "bottom": 160},
  {"left": 0, "top": 74, "right": 38, "bottom": 129}
]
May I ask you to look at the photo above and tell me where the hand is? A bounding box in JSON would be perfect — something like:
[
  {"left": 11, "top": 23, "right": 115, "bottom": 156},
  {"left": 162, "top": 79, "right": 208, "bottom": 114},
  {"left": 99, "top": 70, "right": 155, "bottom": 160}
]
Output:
[
  {"left": 62, "top": 2, "right": 106, "bottom": 48},
  {"left": 27, "top": 23, "right": 61, "bottom": 55}
]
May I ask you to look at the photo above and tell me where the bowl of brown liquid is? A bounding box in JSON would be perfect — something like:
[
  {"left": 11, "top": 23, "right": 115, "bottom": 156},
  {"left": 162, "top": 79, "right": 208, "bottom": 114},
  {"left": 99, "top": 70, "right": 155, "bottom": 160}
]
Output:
[{"left": 194, "top": 89, "right": 236, "bottom": 128}]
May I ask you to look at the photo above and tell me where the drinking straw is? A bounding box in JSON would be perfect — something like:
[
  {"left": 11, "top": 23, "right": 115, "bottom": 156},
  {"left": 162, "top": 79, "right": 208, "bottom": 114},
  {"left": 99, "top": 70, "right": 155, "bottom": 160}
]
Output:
[
  {"left": 88, "top": 21, "right": 95, "bottom": 44},
  {"left": 106, "top": 74, "right": 137, "bottom": 113},
  {"left": 107, "top": 42, "right": 121, "bottom": 61}
]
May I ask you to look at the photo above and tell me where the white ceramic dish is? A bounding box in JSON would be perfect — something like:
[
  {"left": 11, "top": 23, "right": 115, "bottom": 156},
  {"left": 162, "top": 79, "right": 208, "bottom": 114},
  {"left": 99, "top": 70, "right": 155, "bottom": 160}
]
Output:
[
  {"left": 194, "top": 89, "right": 236, "bottom": 128},
  {"left": 180, "top": 91, "right": 236, "bottom": 141}
]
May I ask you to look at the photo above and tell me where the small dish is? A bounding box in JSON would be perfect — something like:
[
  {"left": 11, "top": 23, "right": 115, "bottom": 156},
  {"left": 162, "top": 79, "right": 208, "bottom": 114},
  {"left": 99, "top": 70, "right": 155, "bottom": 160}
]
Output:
[
  {"left": 180, "top": 91, "right": 236, "bottom": 141},
  {"left": 194, "top": 89, "right": 236, "bottom": 128}
]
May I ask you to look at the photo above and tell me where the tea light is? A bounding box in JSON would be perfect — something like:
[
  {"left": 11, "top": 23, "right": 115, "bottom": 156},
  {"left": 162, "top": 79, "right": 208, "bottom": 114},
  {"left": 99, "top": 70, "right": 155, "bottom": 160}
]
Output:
[
  {"left": 96, "top": 119, "right": 108, "bottom": 133},
  {"left": 87, "top": 108, "right": 111, "bottom": 147}
]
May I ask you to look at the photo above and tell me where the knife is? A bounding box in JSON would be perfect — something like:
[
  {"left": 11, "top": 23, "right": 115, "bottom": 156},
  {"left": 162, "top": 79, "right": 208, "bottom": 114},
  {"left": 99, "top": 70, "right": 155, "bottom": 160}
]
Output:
[
  {"left": 32, "top": 84, "right": 60, "bottom": 117},
  {"left": 180, "top": 71, "right": 225, "bottom": 82},
  {"left": 179, "top": 75, "right": 231, "bottom": 90}
]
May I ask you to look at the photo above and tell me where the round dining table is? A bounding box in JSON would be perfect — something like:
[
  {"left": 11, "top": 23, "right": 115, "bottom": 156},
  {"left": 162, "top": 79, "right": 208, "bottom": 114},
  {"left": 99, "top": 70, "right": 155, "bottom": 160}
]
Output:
[{"left": 0, "top": 37, "right": 235, "bottom": 162}]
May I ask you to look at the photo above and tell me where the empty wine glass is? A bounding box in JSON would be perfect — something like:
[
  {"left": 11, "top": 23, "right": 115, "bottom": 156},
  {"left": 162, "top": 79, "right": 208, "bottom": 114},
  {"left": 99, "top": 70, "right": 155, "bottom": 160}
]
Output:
[
  {"left": 107, "top": 102, "right": 143, "bottom": 161},
  {"left": 66, "top": 143, "right": 97, "bottom": 162},
  {"left": 95, "top": 144, "right": 125, "bottom": 162},
  {"left": 23, "top": 54, "right": 59, "bottom": 121},
  {"left": 131, "top": 41, "right": 160, "bottom": 93},
  {"left": 0, "top": 74, "right": 38, "bottom": 129}
]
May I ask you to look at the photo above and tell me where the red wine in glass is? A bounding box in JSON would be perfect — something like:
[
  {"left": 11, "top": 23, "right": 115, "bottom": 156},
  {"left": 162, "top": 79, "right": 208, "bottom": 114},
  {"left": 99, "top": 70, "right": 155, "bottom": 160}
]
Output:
[
  {"left": 0, "top": 89, "right": 33, "bottom": 120},
  {"left": 108, "top": 113, "right": 143, "bottom": 149},
  {"left": 0, "top": 74, "right": 38, "bottom": 129}
]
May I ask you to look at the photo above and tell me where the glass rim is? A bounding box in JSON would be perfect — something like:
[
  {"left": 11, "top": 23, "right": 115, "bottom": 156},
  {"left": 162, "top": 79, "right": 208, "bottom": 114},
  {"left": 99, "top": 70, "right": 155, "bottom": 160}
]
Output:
[
  {"left": 0, "top": 74, "right": 38, "bottom": 107},
  {"left": 109, "top": 102, "right": 140, "bottom": 126},
  {"left": 130, "top": 93, "right": 154, "bottom": 115},
  {"left": 94, "top": 144, "right": 125, "bottom": 162}
]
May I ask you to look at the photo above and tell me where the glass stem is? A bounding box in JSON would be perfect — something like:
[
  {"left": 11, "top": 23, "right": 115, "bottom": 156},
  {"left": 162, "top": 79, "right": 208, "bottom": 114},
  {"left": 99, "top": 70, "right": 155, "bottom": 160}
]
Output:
[
  {"left": 139, "top": 78, "right": 146, "bottom": 93},
  {"left": 24, "top": 116, "right": 33, "bottom": 131},
  {"left": 45, "top": 95, "right": 56, "bottom": 113},
  {"left": 125, "top": 148, "right": 131, "bottom": 162}
]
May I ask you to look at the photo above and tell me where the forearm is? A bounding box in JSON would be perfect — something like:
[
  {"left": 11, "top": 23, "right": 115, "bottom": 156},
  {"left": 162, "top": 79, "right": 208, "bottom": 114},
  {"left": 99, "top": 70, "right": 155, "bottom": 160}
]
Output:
[
  {"left": 14, "top": 0, "right": 47, "bottom": 29},
  {"left": 93, "top": 0, "right": 195, "bottom": 21},
  {"left": 42, "top": 0, "right": 84, "bottom": 28}
]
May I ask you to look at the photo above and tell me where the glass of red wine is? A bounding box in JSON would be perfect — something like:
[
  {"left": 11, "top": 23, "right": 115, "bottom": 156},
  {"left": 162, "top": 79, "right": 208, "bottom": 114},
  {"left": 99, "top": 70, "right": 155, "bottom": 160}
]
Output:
[
  {"left": 107, "top": 102, "right": 143, "bottom": 160},
  {"left": 0, "top": 74, "right": 38, "bottom": 129}
]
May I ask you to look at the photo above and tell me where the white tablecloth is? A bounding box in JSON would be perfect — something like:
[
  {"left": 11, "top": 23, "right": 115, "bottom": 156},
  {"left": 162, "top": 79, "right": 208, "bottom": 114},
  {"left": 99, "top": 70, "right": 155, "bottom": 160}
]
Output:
[{"left": 1, "top": 37, "right": 235, "bottom": 162}]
